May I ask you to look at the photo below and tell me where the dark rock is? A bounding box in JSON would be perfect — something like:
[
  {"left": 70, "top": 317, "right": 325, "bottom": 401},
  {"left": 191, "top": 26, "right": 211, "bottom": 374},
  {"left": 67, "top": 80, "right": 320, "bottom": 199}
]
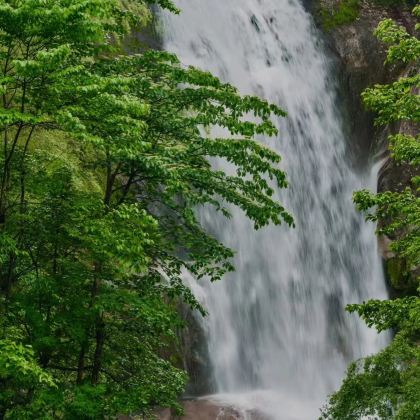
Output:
[
  {"left": 378, "top": 118, "right": 420, "bottom": 193},
  {"left": 177, "top": 304, "right": 216, "bottom": 396},
  {"left": 385, "top": 257, "right": 418, "bottom": 294},
  {"left": 312, "top": 1, "right": 415, "bottom": 168},
  {"left": 312, "top": 1, "right": 419, "bottom": 291},
  {"left": 378, "top": 156, "right": 418, "bottom": 194}
]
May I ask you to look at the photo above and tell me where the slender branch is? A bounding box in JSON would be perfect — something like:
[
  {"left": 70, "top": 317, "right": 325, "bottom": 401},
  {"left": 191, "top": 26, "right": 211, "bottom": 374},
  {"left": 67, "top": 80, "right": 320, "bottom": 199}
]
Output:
[
  {"left": 104, "top": 154, "right": 122, "bottom": 207},
  {"left": 115, "top": 171, "right": 136, "bottom": 206}
]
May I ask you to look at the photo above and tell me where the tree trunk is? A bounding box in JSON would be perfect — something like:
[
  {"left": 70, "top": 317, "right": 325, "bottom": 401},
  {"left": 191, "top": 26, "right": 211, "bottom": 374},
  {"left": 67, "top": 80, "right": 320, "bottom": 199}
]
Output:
[{"left": 91, "top": 315, "right": 105, "bottom": 385}]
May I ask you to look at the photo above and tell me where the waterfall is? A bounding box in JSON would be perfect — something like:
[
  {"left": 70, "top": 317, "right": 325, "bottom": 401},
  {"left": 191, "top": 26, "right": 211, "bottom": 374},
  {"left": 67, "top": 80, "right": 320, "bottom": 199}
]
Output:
[{"left": 160, "top": 1, "right": 388, "bottom": 418}]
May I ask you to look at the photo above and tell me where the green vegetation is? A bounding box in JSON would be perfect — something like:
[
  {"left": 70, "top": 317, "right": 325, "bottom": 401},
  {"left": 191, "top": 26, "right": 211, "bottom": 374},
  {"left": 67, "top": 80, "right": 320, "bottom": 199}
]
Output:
[
  {"left": 319, "top": 0, "right": 418, "bottom": 31},
  {"left": 319, "top": 0, "right": 360, "bottom": 30},
  {"left": 321, "top": 5, "right": 420, "bottom": 419},
  {"left": 0, "top": 0, "right": 292, "bottom": 418}
]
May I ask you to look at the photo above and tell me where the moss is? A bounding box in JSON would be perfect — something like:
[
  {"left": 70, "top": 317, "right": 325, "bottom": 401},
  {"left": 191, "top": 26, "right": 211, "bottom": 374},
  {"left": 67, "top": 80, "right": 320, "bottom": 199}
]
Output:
[
  {"left": 318, "top": 0, "right": 416, "bottom": 31},
  {"left": 319, "top": 0, "right": 361, "bottom": 31},
  {"left": 386, "top": 257, "right": 417, "bottom": 294}
]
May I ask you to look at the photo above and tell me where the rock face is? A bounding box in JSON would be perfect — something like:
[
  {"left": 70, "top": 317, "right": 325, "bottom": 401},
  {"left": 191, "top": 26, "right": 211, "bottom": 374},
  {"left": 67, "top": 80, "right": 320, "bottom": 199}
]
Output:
[
  {"left": 315, "top": 1, "right": 416, "bottom": 75},
  {"left": 155, "top": 399, "right": 269, "bottom": 420},
  {"left": 312, "top": 0, "right": 418, "bottom": 290},
  {"left": 177, "top": 304, "right": 215, "bottom": 396},
  {"left": 312, "top": 1, "right": 392, "bottom": 167},
  {"left": 313, "top": 1, "right": 417, "bottom": 168},
  {"left": 378, "top": 117, "right": 419, "bottom": 212},
  {"left": 378, "top": 118, "right": 420, "bottom": 294}
]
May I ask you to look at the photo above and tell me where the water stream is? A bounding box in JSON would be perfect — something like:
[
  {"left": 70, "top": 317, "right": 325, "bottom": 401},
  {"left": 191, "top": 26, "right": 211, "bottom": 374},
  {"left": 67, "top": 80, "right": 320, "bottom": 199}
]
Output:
[{"left": 160, "top": 1, "right": 388, "bottom": 418}]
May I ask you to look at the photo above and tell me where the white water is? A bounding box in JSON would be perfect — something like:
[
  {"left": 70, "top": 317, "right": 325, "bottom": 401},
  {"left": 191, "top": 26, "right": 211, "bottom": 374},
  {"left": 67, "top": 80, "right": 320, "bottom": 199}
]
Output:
[{"left": 161, "top": 1, "right": 388, "bottom": 419}]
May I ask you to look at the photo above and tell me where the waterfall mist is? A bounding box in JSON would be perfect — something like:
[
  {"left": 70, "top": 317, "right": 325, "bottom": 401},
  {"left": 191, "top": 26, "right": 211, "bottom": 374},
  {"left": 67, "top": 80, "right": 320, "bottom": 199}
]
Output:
[{"left": 160, "top": 1, "right": 388, "bottom": 418}]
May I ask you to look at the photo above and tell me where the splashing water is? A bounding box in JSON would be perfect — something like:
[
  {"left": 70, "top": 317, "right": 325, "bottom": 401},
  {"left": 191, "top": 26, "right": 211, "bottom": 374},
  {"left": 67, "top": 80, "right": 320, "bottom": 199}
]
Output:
[{"left": 160, "top": 1, "right": 388, "bottom": 418}]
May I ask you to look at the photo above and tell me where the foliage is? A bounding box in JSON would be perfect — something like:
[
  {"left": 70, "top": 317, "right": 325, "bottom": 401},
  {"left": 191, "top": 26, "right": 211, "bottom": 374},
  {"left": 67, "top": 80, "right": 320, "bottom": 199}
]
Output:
[
  {"left": 0, "top": 339, "right": 56, "bottom": 417},
  {"left": 373, "top": 15, "right": 420, "bottom": 64},
  {"left": 321, "top": 299, "right": 420, "bottom": 419},
  {"left": 321, "top": 331, "right": 420, "bottom": 419},
  {"left": 0, "top": 0, "right": 291, "bottom": 418},
  {"left": 319, "top": 0, "right": 360, "bottom": 31},
  {"left": 321, "top": 6, "right": 420, "bottom": 419}
]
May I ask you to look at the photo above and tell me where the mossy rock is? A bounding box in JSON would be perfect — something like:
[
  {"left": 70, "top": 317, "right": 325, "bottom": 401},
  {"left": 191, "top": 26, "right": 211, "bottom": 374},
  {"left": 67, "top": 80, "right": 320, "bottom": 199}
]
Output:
[
  {"left": 386, "top": 258, "right": 417, "bottom": 293},
  {"left": 318, "top": 0, "right": 361, "bottom": 31}
]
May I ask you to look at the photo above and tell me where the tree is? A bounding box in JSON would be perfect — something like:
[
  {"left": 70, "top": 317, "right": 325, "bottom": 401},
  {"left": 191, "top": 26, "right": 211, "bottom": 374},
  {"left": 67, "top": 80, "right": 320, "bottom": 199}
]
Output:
[
  {"left": 0, "top": 1, "right": 292, "bottom": 417},
  {"left": 321, "top": 5, "right": 420, "bottom": 419}
]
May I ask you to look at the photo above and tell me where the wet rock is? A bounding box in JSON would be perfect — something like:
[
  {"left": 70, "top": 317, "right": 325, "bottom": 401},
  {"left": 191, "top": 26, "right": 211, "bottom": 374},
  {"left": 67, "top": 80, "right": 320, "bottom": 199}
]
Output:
[
  {"left": 378, "top": 234, "right": 394, "bottom": 260},
  {"left": 378, "top": 155, "right": 418, "bottom": 194},
  {"left": 155, "top": 399, "right": 269, "bottom": 420},
  {"left": 311, "top": 1, "right": 416, "bottom": 168},
  {"left": 378, "top": 119, "right": 420, "bottom": 193},
  {"left": 377, "top": 117, "right": 420, "bottom": 290},
  {"left": 312, "top": 1, "right": 419, "bottom": 291},
  {"left": 177, "top": 304, "right": 215, "bottom": 396}
]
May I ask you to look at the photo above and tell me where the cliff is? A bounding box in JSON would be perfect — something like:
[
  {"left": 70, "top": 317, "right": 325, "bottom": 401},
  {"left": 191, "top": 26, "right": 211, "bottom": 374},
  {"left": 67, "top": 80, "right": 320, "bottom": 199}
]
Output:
[{"left": 312, "top": 0, "right": 419, "bottom": 292}]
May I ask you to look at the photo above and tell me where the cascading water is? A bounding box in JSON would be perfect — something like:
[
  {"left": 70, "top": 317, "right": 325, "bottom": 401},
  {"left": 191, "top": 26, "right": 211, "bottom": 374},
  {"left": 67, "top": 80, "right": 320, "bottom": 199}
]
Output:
[{"left": 160, "top": 1, "right": 389, "bottom": 418}]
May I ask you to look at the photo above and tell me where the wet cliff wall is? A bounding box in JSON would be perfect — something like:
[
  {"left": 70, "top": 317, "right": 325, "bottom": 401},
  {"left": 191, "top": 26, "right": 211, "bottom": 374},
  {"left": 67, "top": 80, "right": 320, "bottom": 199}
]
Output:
[{"left": 311, "top": 0, "right": 419, "bottom": 293}]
